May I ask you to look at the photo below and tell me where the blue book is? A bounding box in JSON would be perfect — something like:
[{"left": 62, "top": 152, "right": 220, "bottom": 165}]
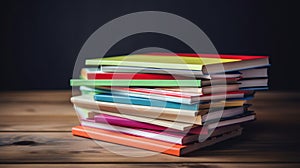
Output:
[
  {"left": 93, "top": 94, "right": 250, "bottom": 111},
  {"left": 240, "top": 87, "right": 269, "bottom": 91},
  {"left": 229, "top": 96, "right": 254, "bottom": 101},
  {"left": 94, "top": 94, "right": 199, "bottom": 111}
]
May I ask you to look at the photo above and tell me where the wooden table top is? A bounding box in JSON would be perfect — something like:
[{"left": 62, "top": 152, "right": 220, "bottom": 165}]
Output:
[{"left": 0, "top": 91, "right": 299, "bottom": 167}]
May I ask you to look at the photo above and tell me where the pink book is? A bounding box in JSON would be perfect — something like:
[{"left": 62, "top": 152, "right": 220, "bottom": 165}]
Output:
[
  {"left": 81, "top": 118, "right": 201, "bottom": 144},
  {"left": 93, "top": 114, "right": 208, "bottom": 135}
]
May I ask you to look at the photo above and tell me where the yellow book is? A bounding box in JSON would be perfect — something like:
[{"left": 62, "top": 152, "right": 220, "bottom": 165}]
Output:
[{"left": 86, "top": 55, "right": 239, "bottom": 70}]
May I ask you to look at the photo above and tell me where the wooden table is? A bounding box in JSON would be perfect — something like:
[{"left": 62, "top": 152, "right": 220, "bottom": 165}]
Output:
[{"left": 0, "top": 91, "right": 299, "bottom": 167}]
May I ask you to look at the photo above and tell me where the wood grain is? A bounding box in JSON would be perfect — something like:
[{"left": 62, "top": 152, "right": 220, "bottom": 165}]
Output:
[
  {"left": 0, "top": 123, "right": 299, "bottom": 163},
  {"left": 0, "top": 90, "right": 299, "bottom": 166},
  {"left": 0, "top": 91, "right": 78, "bottom": 131},
  {"left": 0, "top": 164, "right": 299, "bottom": 168}
]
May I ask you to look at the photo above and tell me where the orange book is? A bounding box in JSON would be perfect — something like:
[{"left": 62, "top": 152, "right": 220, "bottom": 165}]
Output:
[{"left": 72, "top": 125, "right": 242, "bottom": 156}]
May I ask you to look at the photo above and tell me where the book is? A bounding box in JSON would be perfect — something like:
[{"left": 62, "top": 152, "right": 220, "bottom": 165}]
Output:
[
  {"left": 72, "top": 125, "right": 243, "bottom": 156},
  {"left": 86, "top": 53, "right": 269, "bottom": 73},
  {"left": 72, "top": 95, "right": 246, "bottom": 122},
  {"left": 201, "top": 106, "right": 248, "bottom": 122},
  {"left": 76, "top": 104, "right": 248, "bottom": 128},
  {"left": 208, "top": 124, "right": 242, "bottom": 137},
  {"left": 76, "top": 105, "right": 249, "bottom": 134},
  {"left": 93, "top": 94, "right": 200, "bottom": 111},
  {"left": 101, "top": 66, "right": 242, "bottom": 78},
  {"left": 93, "top": 93, "right": 247, "bottom": 111},
  {"left": 81, "top": 68, "right": 190, "bottom": 80},
  {"left": 74, "top": 106, "right": 197, "bottom": 131},
  {"left": 186, "top": 124, "right": 243, "bottom": 137},
  {"left": 80, "top": 86, "right": 245, "bottom": 104},
  {"left": 99, "top": 85, "right": 242, "bottom": 101},
  {"left": 71, "top": 95, "right": 199, "bottom": 118},
  {"left": 91, "top": 113, "right": 207, "bottom": 134},
  {"left": 85, "top": 54, "right": 239, "bottom": 71},
  {"left": 81, "top": 118, "right": 201, "bottom": 145},
  {"left": 146, "top": 52, "right": 269, "bottom": 60},
  {"left": 95, "top": 86, "right": 248, "bottom": 104},
  {"left": 91, "top": 109, "right": 253, "bottom": 132},
  {"left": 155, "top": 84, "right": 240, "bottom": 94},
  {"left": 239, "top": 67, "right": 268, "bottom": 79},
  {"left": 240, "top": 87, "right": 268, "bottom": 91},
  {"left": 239, "top": 78, "right": 268, "bottom": 88},
  {"left": 70, "top": 79, "right": 201, "bottom": 87},
  {"left": 75, "top": 105, "right": 203, "bottom": 126},
  {"left": 81, "top": 68, "right": 239, "bottom": 84},
  {"left": 145, "top": 53, "right": 270, "bottom": 74},
  {"left": 179, "top": 111, "right": 255, "bottom": 134},
  {"left": 91, "top": 108, "right": 247, "bottom": 133},
  {"left": 203, "top": 112, "right": 255, "bottom": 130}
]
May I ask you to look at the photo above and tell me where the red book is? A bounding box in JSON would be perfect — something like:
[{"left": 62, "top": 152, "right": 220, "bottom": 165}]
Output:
[
  {"left": 99, "top": 53, "right": 269, "bottom": 74},
  {"left": 81, "top": 68, "right": 189, "bottom": 80},
  {"left": 144, "top": 52, "right": 269, "bottom": 74},
  {"left": 146, "top": 52, "right": 268, "bottom": 60}
]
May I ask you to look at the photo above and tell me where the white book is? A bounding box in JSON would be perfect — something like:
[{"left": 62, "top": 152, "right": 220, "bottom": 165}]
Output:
[{"left": 80, "top": 120, "right": 198, "bottom": 145}]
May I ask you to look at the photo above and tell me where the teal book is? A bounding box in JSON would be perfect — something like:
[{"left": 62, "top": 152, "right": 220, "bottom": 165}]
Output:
[
  {"left": 70, "top": 79, "right": 201, "bottom": 87},
  {"left": 93, "top": 94, "right": 252, "bottom": 111},
  {"left": 94, "top": 94, "right": 199, "bottom": 111}
]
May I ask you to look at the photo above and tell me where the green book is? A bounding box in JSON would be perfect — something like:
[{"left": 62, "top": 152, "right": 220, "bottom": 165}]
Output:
[{"left": 70, "top": 79, "right": 201, "bottom": 87}]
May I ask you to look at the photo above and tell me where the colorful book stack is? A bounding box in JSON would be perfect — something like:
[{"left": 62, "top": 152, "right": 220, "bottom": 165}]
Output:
[{"left": 70, "top": 53, "right": 269, "bottom": 156}]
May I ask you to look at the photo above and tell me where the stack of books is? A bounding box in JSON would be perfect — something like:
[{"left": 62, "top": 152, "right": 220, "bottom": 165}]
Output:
[{"left": 70, "top": 53, "right": 269, "bottom": 156}]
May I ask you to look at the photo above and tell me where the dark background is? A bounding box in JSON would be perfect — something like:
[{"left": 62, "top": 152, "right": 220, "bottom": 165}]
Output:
[{"left": 0, "top": 0, "right": 297, "bottom": 91}]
